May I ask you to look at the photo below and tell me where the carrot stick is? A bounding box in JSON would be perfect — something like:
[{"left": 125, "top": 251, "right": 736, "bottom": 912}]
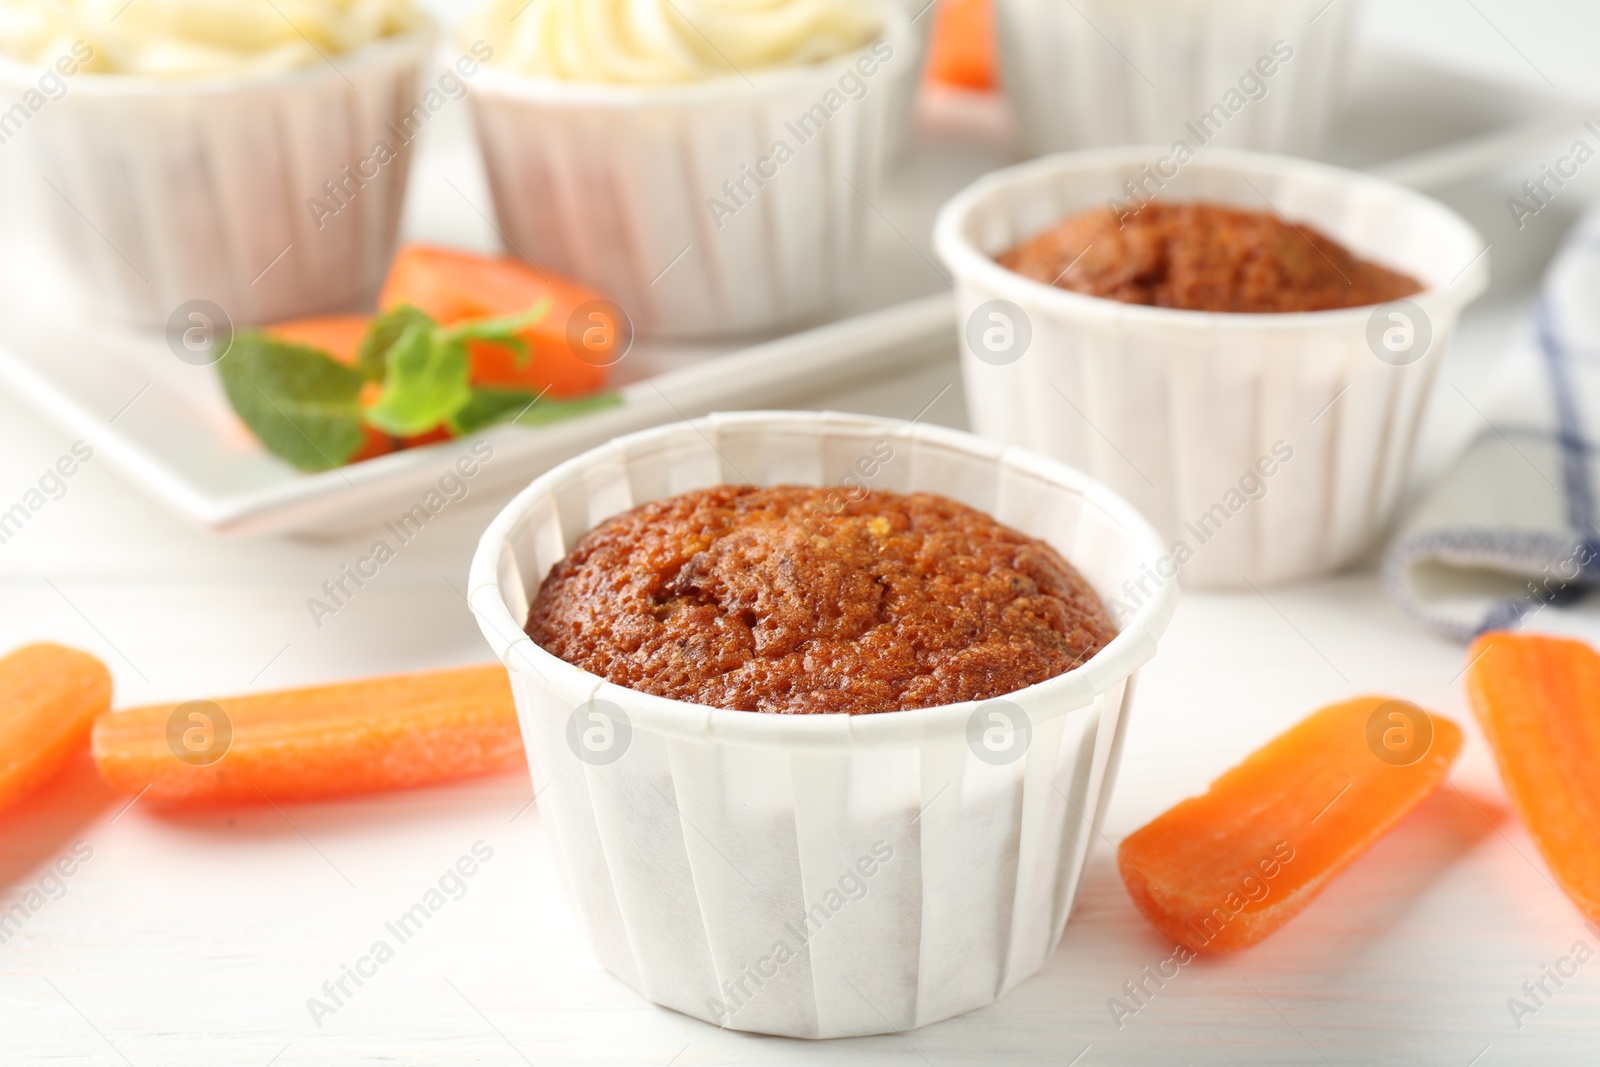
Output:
[
  {"left": 1118, "top": 695, "right": 1462, "bottom": 952},
  {"left": 380, "top": 244, "right": 614, "bottom": 399},
  {"left": 927, "top": 0, "right": 995, "bottom": 91},
  {"left": 1466, "top": 632, "right": 1600, "bottom": 923},
  {"left": 0, "top": 643, "right": 113, "bottom": 815},
  {"left": 91, "top": 665, "right": 523, "bottom": 805}
]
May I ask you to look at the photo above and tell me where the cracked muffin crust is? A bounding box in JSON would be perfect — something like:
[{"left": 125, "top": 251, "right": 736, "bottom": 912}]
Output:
[
  {"left": 525, "top": 484, "right": 1118, "bottom": 715},
  {"left": 996, "top": 201, "right": 1424, "bottom": 314}
]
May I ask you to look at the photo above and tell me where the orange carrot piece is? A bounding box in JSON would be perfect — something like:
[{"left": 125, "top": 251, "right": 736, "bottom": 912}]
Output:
[
  {"left": 0, "top": 643, "right": 113, "bottom": 815},
  {"left": 264, "top": 314, "right": 372, "bottom": 367},
  {"left": 380, "top": 244, "right": 613, "bottom": 399},
  {"left": 1467, "top": 632, "right": 1600, "bottom": 923},
  {"left": 1119, "top": 695, "right": 1462, "bottom": 952},
  {"left": 927, "top": 0, "right": 995, "bottom": 91},
  {"left": 91, "top": 665, "right": 523, "bottom": 805}
]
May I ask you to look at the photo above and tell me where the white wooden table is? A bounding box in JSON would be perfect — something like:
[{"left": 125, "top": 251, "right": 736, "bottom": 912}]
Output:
[{"left": 6, "top": 4, "right": 1600, "bottom": 1064}]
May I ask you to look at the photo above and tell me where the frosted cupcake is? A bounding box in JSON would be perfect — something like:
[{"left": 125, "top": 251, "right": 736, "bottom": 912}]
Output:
[
  {"left": 0, "top": 0, "right": 435, "bottom": 326},
  {"left": 462, "top": 0, "right": 915, "bottom": 338}
]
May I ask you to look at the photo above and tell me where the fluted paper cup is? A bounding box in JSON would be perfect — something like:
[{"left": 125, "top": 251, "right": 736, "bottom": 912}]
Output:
[
  {"left": 885, "top": 0, "right": 938, "bottom": 161},
  {"left": 466, "top": 8, "right": 915, "bottom": 340},
  {"left": 0, "top": 28, "right": 433, "bottom": 328},
  {"left": 468, "top": 411, "right": 1175, "bottom": 1038},
  {"left": 994, "top": 0, "right": 1361, "bottom": 155},
  {"left": 935, "top": 147, "right": 1489, "bottom": 588}
]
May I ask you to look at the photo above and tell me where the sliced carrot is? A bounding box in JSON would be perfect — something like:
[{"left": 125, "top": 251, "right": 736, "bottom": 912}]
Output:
[
  {"left": 927, "top": 0, "right": 995, "bottom": 91},
  {"left": 380, "top": 244, "right": 614, "bottom": 399},
  {"left": 1467, "top": 632, "right": 1600, "bottom": 923},
  {"left": 1119, "top": 695, "right": 1462, "bottom": 952},
  {"left": 264, "top": 314, "right": 372, "bottom": 367},
  {"left": 91, "top": 665, "right": 523, "bottom": 805},
  {"left": 0, "top": 643, "right": 113, "bottom": 815}
]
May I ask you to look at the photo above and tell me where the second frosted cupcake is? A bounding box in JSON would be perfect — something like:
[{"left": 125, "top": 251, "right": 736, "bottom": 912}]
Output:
[
  {"left": 0, "top": 0, "right": 434, "bottom": 327},
  {"left": 463, "top": 0, "right": 915, "bottom": 339}
]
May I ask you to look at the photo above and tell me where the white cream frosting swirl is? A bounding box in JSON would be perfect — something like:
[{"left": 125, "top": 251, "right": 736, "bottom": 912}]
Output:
[
  {"left": 0, "top": 0, "right": 425, "bottom": 78},
  {"left": 464, "top": 0, "right": 885, "bottom": 84}
]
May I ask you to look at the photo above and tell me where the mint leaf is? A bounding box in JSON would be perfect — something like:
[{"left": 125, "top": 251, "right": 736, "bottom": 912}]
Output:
[
  {"left": 441, "top": 297, "right": 551, "bottom": 369},
  {"left": 447, "top": 387, "right": 623, "bottom": 437},
  {"left": 358, "top": 304, "right": 434, "bottom": 381},
  {"left": 512, "top": 391, "right": 623, "bottom": 426},
  {"left": 364, "top": 325, "right": 472, "bottom": 437},
  {"left": 447, "top": 387, "right": 539, "bottom": 436},
  {"left": 218, "top": 333, "right": 366, "bottom": 472}
]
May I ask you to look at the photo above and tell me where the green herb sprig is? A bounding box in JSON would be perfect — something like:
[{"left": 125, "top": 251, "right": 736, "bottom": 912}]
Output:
[{"left": 217, "top": 301, "right": 622, "bottom": 473}]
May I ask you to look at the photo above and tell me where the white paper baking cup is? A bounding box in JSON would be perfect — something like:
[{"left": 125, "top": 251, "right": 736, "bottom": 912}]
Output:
[
  {"left": 993, "top": 0, "right": 1361, "bottom": 155},
  {"left": 935, "top": 147, "right": 1489, "bottom": 588},
  {"left": 885, "top": 0, "right": 938, "bottom": 161},
  {"left": 465, "top": 8, "right": 915, "bottom": 340},
  {"left": 468, "top": 411, "right": 1175, "bottom": 1038},
  {"left": 0, "top": 28, "right": 434, "bottom": 327}
]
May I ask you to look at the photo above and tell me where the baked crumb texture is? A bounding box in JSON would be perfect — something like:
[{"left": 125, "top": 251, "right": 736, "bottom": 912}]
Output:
[
  {"left": 996, "top": 201, "right": 1424, "bottom": 314},
  {"left": 527, "top": 485, "right": 1119, "bottom": 715}
]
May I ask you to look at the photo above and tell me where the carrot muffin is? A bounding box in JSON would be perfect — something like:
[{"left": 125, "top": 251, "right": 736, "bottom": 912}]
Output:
[
  {"left": 997, "top": 201, "right": 1423, "bottom": 313},
  {"left": 526, "top": 485, "right": 1118, "bottom": 715}
]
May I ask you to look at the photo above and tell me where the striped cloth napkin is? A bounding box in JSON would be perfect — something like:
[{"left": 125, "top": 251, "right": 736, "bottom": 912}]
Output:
[{"left": 1385, "top": 211, "right": 1600, "bottom": 641}]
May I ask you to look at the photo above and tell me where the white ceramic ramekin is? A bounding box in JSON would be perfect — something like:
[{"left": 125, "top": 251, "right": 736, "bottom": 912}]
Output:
[
  {"left": 465, "top": 8, "right": 915, "bottom": 340},
  {"left": 993, "top": 0, "right": 1361, "bottom": 155},
  {"left": 468, "top": 411, "right": 1175, "bottom": 1038},
  {"left": 0, "top": 28, "right": 434, "bottom": 328},
  {"left": 935, "top": 147, "right": 1489, "bottom": 588}
]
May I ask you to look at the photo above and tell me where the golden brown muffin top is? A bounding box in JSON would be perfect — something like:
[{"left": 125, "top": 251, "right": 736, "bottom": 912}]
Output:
[
  {"left": 997, "top": 201, "right": 1423, "bottom": 314},
  {"left": 526, "top": 485, "right": 1118, "bottom": 715}
]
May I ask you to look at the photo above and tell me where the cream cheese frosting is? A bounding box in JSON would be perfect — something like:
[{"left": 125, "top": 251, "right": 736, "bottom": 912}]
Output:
[
  {"left": 0, "top": 0, "right": 425, "bottom": 78},
  {"left": 463, "top": 0, "right": 884, "bottom": 84}
]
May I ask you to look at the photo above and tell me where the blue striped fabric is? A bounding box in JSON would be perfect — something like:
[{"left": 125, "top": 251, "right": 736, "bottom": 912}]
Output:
[{"left": 1385, "top": 215, "right": 1600, "bottom": 640}]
